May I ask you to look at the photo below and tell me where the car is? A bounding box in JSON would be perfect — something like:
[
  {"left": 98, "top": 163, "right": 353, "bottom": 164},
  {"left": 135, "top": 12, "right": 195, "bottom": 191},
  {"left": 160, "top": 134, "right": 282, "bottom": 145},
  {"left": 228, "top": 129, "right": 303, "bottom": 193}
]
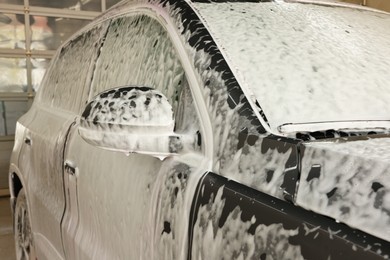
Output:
[{"left": 8, "top": 0, "right": 390, "bottom": 259}]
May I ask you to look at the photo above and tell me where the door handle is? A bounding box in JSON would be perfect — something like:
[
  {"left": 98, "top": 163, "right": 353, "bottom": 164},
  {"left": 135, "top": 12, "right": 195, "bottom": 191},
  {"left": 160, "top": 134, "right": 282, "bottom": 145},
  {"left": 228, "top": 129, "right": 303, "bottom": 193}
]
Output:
[
  {"left": 64, "top": 161, "right": 77, "bottom": 176},
  {"left": 24, "top": 137, "right": 31, "bottom": 146}
]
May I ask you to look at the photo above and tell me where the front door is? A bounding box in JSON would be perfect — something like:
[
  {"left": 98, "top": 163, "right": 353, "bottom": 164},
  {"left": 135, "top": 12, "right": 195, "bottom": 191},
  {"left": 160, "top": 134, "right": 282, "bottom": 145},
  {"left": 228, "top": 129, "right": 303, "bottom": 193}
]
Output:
[{"left": 62, "top": 12, "right": 210, "bottom": 259}]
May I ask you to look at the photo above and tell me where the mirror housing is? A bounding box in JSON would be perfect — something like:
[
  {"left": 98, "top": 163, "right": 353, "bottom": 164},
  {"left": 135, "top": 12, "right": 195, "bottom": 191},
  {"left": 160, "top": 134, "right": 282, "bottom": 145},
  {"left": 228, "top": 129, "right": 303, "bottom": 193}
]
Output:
[{"left": 79, "top": 86, "right": 195, "bottom": 157}]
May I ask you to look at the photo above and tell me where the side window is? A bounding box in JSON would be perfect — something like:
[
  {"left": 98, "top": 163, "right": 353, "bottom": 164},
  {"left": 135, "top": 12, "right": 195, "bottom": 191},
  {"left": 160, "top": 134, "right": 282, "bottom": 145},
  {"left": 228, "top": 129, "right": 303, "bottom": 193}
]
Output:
[
  {"left": 90, "top": 14, "right": 202, "bottom": 149},
  {"left": 39, "top": 23, "right": 108, "bottom": 113},
  {"left": 90, "top": 14, "right": 184, "bottom": 113},
  {"left": 175, "top": 80, "right": 199, "bottom": 134}
]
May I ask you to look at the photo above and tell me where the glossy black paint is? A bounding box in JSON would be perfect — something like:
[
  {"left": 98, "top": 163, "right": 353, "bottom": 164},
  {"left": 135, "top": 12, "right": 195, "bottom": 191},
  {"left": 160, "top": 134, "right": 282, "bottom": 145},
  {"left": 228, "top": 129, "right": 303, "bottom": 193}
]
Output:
[{"left": 189, "top": 172, "right": 390, "bottom": 259}]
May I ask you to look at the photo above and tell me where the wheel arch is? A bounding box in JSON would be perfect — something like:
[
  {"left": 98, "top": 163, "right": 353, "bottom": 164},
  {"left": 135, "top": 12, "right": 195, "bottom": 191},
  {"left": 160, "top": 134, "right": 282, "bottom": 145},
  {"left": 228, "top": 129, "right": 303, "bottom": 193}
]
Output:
[{"left": 9, "top": 164, "right": 26, "bottom": 200}]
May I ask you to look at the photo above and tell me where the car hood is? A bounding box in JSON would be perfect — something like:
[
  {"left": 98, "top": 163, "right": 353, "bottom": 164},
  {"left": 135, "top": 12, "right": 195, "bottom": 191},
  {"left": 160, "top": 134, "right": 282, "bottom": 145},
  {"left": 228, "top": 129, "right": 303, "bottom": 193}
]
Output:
[
  {"left": 296, "top": 135, "right": 390, "bottom": 242},
  {"left": 192, "top": 1, "right": 390, "bottom": 134}
]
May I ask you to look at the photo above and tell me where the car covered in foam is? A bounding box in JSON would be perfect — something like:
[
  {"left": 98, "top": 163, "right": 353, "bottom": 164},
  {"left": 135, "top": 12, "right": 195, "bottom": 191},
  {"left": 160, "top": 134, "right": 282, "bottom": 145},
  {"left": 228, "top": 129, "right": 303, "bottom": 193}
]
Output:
[{"left": 9, "top": 0, "right": 390, "bottom": 259}]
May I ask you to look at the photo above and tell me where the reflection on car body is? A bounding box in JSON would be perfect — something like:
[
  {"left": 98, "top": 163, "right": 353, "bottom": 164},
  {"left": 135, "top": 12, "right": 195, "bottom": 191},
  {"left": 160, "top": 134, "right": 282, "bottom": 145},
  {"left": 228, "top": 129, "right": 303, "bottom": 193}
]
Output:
[{"left": 9, "top": 0, "right": 390, "bottom": 259}]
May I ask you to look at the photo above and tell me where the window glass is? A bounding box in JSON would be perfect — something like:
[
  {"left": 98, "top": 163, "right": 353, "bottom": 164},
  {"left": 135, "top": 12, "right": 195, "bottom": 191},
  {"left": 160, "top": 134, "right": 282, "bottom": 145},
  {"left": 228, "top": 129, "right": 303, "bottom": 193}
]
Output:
[
  {"left": 0, "top": 100, "right": 28, "bottom": 136},
  {"left": 91, "top": 15, "right": 185, "bottom": 112},
  {"left": 91, "top": 14, "right": 202, "bottom": 149},
  {"left": 31, "top": 57, "right": 50, "bottom": 91},
  {"left": 106, "top": 0, "right": 121, "bottom": 9},
  {"left": 0, "top": 13, "right": 25, "bottom": 49},
  {"left": 0, "top": 57, "right": 27, "bottom": 92},
  {"left": 0, "top": 0, "right": 23, "bottom": 4},
  {"left": 40, "top": 22, "right": 108, "bottom": 112},
  {"left": 29, "top": 0, "right": 101, "bottom": 11},
  {"left": 29, "top": 16, "right": 90, "bottom": 50},
  {"left": 175, "top": 80, "right": 202, "bottom": 151},
  {"left": 175, "top": 82, "right": 199, "bottom": 130},
  {"left": 80, "top": 0, "right": 101, "bottom": 11}
]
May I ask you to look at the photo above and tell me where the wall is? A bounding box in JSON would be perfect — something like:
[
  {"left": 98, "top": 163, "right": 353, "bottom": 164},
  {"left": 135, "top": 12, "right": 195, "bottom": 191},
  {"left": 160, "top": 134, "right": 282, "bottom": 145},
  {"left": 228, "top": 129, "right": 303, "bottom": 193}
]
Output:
[
  {"left": 342, "top": 0, "right": 390, "bottom": 12},
  {"left": 0, "top": 141, "right": 12, "bottom": 191}
]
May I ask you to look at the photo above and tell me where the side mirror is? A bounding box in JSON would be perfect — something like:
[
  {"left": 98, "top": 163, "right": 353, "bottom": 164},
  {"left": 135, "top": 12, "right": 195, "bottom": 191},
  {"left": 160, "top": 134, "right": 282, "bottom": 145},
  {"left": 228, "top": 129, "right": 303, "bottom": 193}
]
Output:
[{"left": 79, "top": 86, "right": 195, "bottom": 158}]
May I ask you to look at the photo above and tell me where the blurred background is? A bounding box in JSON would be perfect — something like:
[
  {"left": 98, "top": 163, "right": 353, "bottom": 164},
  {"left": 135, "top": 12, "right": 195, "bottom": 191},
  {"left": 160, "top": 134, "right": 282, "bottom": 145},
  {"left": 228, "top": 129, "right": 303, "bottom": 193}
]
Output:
[{"left": 343, "top": 0, "right": 390, "bottom": 12}]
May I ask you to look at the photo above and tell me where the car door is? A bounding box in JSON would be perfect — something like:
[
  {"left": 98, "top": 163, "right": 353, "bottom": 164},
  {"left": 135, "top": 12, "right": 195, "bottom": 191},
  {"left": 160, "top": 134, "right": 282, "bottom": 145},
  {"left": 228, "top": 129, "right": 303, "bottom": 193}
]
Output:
[
  {"left": 62, "top": 12, "right": 211, "bottom": 259},
  {"left": 16, "top": 22, "right": 109, "bottom": 259}
]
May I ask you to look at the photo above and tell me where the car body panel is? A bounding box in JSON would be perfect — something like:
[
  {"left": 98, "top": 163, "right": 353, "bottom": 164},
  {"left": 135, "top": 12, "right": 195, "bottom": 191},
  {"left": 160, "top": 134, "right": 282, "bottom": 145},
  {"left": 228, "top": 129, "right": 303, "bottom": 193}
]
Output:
[
  {"left": 297, "top": 135, "right": 390, "bottom": 242},
  {"left": 60, "top": 6, "right": 211, "bottom": 260},
  {"left": 10, "top": 19, "right": 109, "bottom": 260},
  {"left": 191, "top": 1, "right": 390, "bottom": 133},
  {"left": 190, "top": 172, "right": 390, "bottom": 259},
  {"left": 63, "top": 125, "right": 205, "bottom": 259},
  {"left": 86, "top": 0, "right": 302, "bottom": 200},
  {"left": 17, "top": 104, "right": 74, "bottom": 260}
]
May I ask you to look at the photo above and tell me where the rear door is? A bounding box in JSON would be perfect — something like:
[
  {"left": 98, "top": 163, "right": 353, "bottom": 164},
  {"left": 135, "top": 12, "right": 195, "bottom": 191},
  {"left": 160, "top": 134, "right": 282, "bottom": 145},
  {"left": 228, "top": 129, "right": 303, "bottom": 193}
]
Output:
[
  {"left": 17, "top": 22, "right": 108, "bottom": 259},
  {"left": 62, "top": 12, "right": 211, "bottom": 259}
]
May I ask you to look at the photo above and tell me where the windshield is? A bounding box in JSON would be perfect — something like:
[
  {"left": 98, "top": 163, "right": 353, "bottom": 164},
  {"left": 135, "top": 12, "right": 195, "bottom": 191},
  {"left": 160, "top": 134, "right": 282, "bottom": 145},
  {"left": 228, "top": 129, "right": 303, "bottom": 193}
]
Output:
[{"left": 193, "top": 1, "right": 390, "bottom": 134}]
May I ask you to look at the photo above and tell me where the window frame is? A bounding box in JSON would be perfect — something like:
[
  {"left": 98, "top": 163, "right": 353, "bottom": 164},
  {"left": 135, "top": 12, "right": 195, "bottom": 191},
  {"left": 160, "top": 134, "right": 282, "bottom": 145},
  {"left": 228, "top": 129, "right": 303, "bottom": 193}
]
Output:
[
  {"left": 151, "top": 8, "right": 214, "bottom": 161},
  {"left": 36, "top": 22, "right": 110, "bottom": 114}
]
